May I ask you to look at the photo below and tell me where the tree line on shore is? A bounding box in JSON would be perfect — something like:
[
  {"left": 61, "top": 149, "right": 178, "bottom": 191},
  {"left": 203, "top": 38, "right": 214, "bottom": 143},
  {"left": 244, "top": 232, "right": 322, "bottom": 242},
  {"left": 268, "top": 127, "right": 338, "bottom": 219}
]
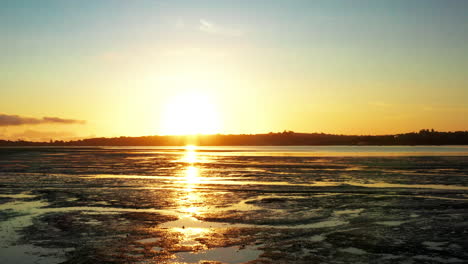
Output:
[{"left": 1, "top": 129, "right": 468, "bottom": 146}]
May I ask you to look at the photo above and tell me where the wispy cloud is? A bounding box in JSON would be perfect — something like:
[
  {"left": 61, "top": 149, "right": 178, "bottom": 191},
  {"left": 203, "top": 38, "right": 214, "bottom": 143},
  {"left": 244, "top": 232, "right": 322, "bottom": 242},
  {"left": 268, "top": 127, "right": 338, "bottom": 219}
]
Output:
[
  {"left": 199, "top": 19, "right": 243, "bottom": 37},
  {"left": 0, "top": 114, "right": 85, "bottom": 126}
]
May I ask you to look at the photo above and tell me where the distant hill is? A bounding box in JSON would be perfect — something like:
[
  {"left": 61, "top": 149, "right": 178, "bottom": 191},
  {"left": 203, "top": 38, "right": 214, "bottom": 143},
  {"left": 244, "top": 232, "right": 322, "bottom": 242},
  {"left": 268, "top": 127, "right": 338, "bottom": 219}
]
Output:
[{"left": 1, "top": 129, "right": 468, "bottom": 146}]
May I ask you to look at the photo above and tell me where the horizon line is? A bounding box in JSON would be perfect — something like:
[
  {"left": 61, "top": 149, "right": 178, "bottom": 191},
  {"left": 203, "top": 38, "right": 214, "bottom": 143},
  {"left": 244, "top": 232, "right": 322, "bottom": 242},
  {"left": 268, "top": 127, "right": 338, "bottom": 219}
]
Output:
[{"left": 2, "top": 129, "right": 468, "bottom": 143}]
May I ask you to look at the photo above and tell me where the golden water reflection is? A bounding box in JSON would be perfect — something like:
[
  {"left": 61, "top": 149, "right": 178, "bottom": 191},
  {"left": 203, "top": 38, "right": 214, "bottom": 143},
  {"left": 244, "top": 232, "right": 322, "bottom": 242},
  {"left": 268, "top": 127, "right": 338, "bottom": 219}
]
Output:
[
  {"left": 171, "top": 145, "right": 212, "bottom": 250},
  {"left": 179, "top": 144, "right": 211, "bottom": 164},
  {"left": 179, "top": 161, "right": 203, "bottom": 214},
  {"left": 184, "top": 166, "right": 200, "bottom": 186}
]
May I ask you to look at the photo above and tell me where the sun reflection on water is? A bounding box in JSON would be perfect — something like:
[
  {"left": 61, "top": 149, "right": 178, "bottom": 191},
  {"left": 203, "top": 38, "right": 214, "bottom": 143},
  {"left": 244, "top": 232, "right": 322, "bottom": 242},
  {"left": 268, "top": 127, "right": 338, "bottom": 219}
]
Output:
[
  {"left": 184, "top": 166, "right": 200, "bottom": 186},
  {"left": 179, "top": 144, "right": 211, "bottom": 164},
  {"left": 183, "top": 145, "right": 198, "bottom": 163},
  {"left": 170, "top": 145, "right": 212, "bottom": 250},
  {"left": 179, "top": 145, "right": 204, "bottom": 210}
]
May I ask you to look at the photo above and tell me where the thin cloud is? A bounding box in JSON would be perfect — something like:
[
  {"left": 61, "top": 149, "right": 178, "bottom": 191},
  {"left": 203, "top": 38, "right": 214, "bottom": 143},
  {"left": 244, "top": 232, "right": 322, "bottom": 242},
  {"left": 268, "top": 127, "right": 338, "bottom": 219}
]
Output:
[
  {"left": 199, "top": 19, "right": 217, "bottom": 33},
  {"left": 0, "top": 114, "right": 85, "bottom": 126},
  {"left": 199, "top": 19, "right": 243, "bottom": 37}
]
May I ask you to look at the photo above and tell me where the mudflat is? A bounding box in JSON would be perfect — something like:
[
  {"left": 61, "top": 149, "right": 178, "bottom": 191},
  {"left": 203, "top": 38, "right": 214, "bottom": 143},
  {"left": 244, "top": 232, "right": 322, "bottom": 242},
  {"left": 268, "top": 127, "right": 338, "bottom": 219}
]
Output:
[{"left": 1, "top": 146, "right": 467, "bottom": 263}]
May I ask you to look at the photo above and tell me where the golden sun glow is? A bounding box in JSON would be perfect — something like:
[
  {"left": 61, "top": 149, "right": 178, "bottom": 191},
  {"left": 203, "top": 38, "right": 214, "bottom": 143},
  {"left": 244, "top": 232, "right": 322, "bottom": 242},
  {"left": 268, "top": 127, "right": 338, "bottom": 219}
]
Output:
[
  {"left": 182, "top": 145, "right": 198, "bottom": 163},
  {"left": 161, "top": 93, "right": 221, "bottom": 135}
]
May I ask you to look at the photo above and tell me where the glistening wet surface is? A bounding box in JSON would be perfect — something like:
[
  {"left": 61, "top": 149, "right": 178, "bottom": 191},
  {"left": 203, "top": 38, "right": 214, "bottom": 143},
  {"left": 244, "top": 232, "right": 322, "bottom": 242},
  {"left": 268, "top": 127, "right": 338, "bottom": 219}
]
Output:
[{"left": 0, "top": 146, "right": 467, "bottom": 263}]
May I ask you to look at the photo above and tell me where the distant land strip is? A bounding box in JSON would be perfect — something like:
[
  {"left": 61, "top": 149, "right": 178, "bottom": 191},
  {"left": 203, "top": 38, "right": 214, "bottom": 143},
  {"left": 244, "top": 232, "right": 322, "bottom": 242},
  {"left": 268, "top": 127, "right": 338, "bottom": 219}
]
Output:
[{"left": 1, "top": 129, "right": 468, "bottom": 146}]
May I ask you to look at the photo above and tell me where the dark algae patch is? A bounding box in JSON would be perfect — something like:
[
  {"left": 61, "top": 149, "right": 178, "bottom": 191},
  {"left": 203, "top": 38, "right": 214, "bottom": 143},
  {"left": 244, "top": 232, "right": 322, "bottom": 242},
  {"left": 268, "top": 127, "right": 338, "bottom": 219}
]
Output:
[{"left": 1, "top": 147, "right": 467, "bottom": 263}]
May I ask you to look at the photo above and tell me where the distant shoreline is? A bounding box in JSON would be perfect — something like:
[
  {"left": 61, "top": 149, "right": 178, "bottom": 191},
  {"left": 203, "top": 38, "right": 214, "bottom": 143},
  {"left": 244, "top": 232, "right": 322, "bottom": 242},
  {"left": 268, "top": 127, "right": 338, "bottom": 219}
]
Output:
[
  {"left": 1, "top": 130, "right": 468, "bottom": 146},
  {"left": 1, "top": 144, "right": 468, "bottom": 148}
]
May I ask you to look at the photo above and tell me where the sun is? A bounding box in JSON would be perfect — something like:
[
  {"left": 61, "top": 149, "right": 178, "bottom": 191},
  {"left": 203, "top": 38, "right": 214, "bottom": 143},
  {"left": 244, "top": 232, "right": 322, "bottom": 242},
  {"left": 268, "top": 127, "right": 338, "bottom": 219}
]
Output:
[{"left": 160, "top": 92, "right": 221, "bottom": 135}]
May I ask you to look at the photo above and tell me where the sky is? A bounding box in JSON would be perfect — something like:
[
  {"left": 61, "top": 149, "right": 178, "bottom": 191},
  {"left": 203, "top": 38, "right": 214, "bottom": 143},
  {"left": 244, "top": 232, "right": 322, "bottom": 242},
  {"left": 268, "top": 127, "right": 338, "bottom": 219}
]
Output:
[{"left": 1, "top": 0, "right": 467, "bottom": 141}]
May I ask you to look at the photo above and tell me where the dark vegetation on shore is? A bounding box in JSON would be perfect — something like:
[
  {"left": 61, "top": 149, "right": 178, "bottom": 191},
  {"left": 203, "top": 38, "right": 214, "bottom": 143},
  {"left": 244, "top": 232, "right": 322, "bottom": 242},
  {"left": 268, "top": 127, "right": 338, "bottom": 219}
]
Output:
[{"left": 1, "top": 129, "right": 468, "bottom": 146}]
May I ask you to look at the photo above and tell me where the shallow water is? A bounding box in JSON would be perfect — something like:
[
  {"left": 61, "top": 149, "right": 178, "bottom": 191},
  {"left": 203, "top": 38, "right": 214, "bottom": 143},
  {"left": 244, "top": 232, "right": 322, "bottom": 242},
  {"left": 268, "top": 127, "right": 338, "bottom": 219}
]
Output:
[{"left": 0, "top": 146, "right": 467, "bottom": 263}]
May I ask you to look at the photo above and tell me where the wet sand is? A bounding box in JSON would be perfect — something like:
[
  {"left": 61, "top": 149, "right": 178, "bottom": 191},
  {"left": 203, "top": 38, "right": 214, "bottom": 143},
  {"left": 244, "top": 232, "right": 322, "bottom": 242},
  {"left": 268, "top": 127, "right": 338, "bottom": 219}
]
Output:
[{"left": 1, "top": 146, "right": 467, "bottom": 263}]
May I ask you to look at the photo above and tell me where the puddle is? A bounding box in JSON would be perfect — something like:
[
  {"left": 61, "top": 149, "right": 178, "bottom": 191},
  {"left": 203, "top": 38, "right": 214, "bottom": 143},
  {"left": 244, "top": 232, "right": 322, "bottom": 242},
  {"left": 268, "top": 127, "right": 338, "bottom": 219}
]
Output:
[
  {"left": 84, "top": 174, "right": 468, "bottom": 190},
  {"left": 162, "top": 212, "right": 348, "bottom": 230},
  {"left": 413, "top": 255, "right": 464, "bottom": 263},
  {"left": 309, "top": 234, "right": 326, "bottom": 242},
  {"left": 220, "top": 199, "right": 264, "bottom": 212},
  {"left": 0, "top": 200, "right": 67, "bottom": 264},
  {"left": 0, "top": 245, "right": 67, "bottom": 264},
  {"left": 160, "top": 215, "right": 251, "bottom": 229},
  {"left": 0, "top": 200, "right": 49, "bottom": 245},
  {"left": 136, "top": 237, "right": 160, "bottom": 244},
  {"left": 333, "top": 208, "right": 364, "bottom": 215},
  {"left": 152, "top": 246, "right": 163, "bottom": 252},
  {"left": 339, "top": 247, "right": 367, "bottom": 255},
  {"left": 50, "top": 169, "right": 468, "bottom": 194},
  {"left": 173, "top": 246, "right": 262, "bottom": 264},
  {"left": 422, "top": 241, "right": 448, "bottom": 251},
  {"left": 0, "top": 198, "right": 178, "bottom": 264},
  {"left": 380, "top": 254, "right": 401, "bottom": 260},
  {"left": 0, "top": 193, "right": 36, "bottom": 199},
  {"left": 292, "top": 219, "right": 348, "bottom": 229},
  {"left": 351, "top": 182, "right": 468, "bottom": 191},
  {"left": 375, "top": 221, "right": 406, "bottom": 226}
]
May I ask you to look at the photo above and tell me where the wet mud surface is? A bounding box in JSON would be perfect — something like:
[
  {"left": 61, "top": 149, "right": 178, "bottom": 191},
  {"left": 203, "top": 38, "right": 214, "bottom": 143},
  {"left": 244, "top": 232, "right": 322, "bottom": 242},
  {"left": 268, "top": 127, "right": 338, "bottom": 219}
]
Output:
[{"left": 0, "top": 147, "right": 467, "bottom": 263}]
